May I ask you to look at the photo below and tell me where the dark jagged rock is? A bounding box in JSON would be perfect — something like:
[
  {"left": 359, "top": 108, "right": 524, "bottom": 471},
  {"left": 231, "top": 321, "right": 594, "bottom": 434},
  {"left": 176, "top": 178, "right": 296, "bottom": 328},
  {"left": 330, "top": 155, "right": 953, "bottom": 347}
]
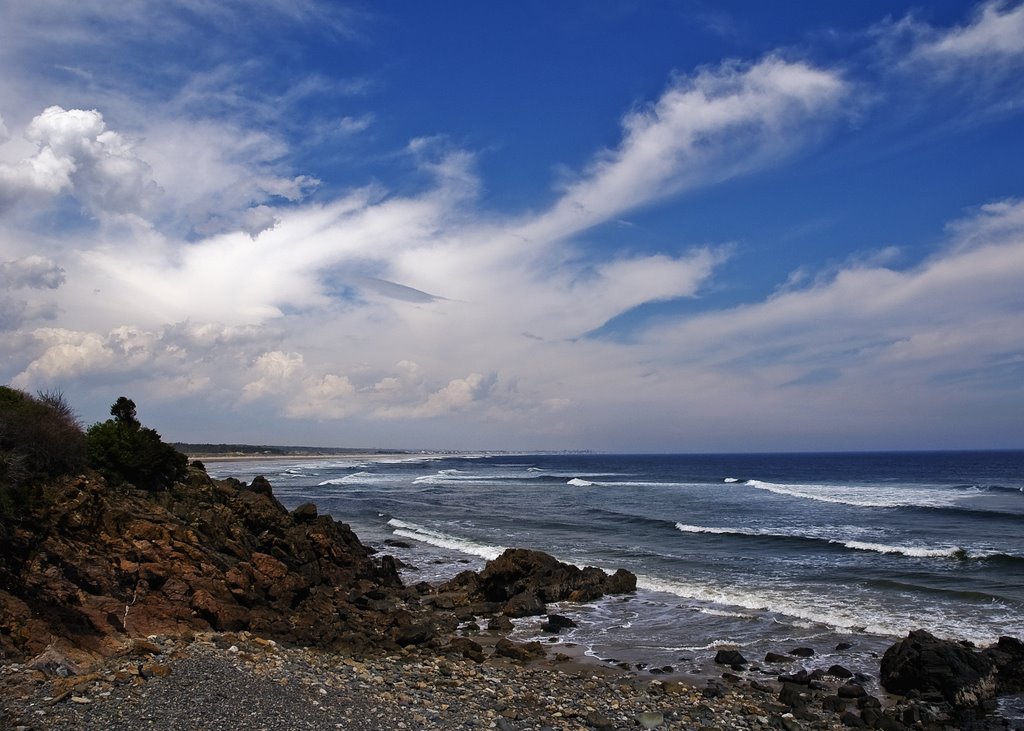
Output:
[
  {"left": 828, "top": 664, "right": 854, "bottom": 679},
  {"left": 837, "top": 682, "right": 867, "bottom": 699},
  {"left": 291, "top": 502, "right": 318, "bottom": 522},
  {"left": 790, "top": 646, "right": 815, "bottom": 657},
  {"left": 477, "top": 548, "right": 635, "bottom": 601},
  {"left": 714, "top": 649, "right": 748, "bottom": 667},
  {"left": 984, "top": 635, "right": 1024, "bottom": 693},
  {"left": 438, "top": 547, "right": 636, "bottom": 619},
  {"left": 1, "top": 467, "right": 645, "bottom": 682},
  {"left": 487, "top": 615, "right": 514, "bottom": 631},
  {"left": 540, "top": 613, "right": 577, "bottom": 633},
  {"left": 764, "top": 651, "right": 791, "bottom": 664},
  {"left": 447, "top": 637, "right": 485, "bottom": 662},
  {"left": 779, "top": 669, "right": 813, "bottom": 685},
  {"left": 494, "top": 637, "right": 546, "bottom": 661},
  {"left": 0, "top": 469, "right": 407, "bottom": 664},
  {"left": 839, "top": 711, "right": 866, "bottom": 727},
  {"left": 880, "top": 629, "right": 999, "bottom": 716},
  {"left": 778, "top": 682, "right": 812, "bottom": 709},
  {"left": 502, "top": 589, "right": 545, "bottom": 618}
]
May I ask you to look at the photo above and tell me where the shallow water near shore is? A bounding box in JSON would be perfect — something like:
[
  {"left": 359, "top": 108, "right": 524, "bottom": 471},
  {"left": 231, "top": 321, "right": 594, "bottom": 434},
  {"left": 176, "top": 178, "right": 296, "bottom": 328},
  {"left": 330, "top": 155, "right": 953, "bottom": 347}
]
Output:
[{"left": 210, "top": 451, "right": 1024, "bottom": 708}]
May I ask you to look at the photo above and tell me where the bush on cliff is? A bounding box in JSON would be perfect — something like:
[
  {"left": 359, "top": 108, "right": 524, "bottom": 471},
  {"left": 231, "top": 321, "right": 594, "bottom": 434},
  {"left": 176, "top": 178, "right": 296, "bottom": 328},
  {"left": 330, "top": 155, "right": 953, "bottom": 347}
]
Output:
[
  {"left": 0, "top": 386, "right": 87, "bottom": 515},
  {"left": 86, "top": 396, "right": 188, "bottom": 491}
]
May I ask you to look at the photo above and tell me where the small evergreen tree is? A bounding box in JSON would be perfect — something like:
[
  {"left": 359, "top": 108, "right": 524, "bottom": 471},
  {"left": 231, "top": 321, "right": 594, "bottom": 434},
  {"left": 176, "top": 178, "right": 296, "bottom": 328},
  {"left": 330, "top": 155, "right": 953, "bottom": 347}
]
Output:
[{"left": 86, "top": 397, "right": 188, "bottom": 491}]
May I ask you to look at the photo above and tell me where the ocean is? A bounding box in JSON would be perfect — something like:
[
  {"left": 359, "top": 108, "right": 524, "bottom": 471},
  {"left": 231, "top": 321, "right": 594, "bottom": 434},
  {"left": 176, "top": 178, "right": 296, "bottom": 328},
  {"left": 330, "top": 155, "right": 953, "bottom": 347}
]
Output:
[{"left": 208, "top": 451, "right": 1024, "bottom": 713}]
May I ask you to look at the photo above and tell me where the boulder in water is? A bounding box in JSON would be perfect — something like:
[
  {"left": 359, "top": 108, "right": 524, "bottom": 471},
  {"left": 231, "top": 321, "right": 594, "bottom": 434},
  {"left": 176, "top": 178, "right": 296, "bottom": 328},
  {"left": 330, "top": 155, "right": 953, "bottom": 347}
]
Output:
[{"left": 880, "top": 629, "right": 997, "bottom": 712}]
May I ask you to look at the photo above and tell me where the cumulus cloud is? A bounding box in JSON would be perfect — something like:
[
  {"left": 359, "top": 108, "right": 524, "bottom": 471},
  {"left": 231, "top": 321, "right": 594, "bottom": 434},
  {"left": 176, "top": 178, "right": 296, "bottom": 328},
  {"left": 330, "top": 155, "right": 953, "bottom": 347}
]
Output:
[
  {"left": 0, "top": 106, "right": 160, "bottom": 216},
  {"left": 137, "top": 119, "right": 319, "bottom": 236},
  {"left": 241, "top": 350, "right": 357, "bottom": 419},
  {"left": 0, "top": 255, "right": 66, "bottom": 289}
]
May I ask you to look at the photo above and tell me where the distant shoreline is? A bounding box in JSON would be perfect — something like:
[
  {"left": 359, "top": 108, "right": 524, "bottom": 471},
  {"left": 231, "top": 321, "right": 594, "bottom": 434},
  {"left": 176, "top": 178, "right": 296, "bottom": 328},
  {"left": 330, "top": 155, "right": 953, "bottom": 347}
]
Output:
[{"left": 190, "top": 452, "right": 419, "bottom": 462}]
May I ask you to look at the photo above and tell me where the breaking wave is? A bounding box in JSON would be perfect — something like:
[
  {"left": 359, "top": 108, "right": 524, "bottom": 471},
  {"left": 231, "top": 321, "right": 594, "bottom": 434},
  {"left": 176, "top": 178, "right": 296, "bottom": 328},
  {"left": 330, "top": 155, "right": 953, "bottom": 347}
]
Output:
[
  {"left": 386, "top": 518, "right": 505, "bottom": 560},
  {"left": 672, "top": 522, "right": 1017, "bottom": 560}
]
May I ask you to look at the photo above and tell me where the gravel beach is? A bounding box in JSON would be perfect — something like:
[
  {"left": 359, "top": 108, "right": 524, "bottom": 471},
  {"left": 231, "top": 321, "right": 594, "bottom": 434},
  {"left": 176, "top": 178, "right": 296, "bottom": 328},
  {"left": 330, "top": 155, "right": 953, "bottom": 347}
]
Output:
[{"left": 1, "top": 631, "right": 849, "bottom": 731}]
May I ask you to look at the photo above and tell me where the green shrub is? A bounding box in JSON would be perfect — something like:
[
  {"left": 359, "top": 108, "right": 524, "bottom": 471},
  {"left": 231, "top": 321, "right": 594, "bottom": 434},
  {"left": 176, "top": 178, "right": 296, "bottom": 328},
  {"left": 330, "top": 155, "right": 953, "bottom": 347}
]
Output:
[
  {"left": 0, "top": 386, "right": 87, "bottom": 515},
  {"left": 86, "top": 397, "right": 188, "bottom": 491}
]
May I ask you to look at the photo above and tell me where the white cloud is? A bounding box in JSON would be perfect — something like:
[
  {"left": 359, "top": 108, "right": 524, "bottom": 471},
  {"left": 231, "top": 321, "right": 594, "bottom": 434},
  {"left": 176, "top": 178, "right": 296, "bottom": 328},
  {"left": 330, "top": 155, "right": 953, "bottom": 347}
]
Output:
[
  {"left": 0, "top": 106, "right": 159, "bottom": 216},
  {"left": 0, "top": 52, "right": 854, "bottom": 433},
  {"left": 241, "top": 350, "right": 357, "bottom": 418},
  {"left": 338, "top": 114, "right": 373, "bottom": 135},
  {"left": 136, "top": 118, "right": 318, "bottom": 236},
  {"left": 11, "top": 328, "right": 115, "bottom": 386},
  {"left": 521, "top": 56, "right": 847, "bottom": 243},
  {"left": 2, "top": 3, "right": 1022, "bottom": 449},
  {"left": 913, "top": 1, "right": 1024, "bottom": 61},
  {"left": 637, "top": 200, "right": 1024, "bottom": 394},
  {"left": 0, "top": 255, "right": 66, "bottom": 289},
  {"left": 240, "top": 205, "right": 280, "bottom": 238}
]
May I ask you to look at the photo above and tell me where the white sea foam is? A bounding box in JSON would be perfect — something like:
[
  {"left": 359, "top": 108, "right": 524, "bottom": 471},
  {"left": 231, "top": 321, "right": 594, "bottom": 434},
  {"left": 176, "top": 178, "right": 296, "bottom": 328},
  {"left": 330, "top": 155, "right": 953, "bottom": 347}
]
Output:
[
  {"left": 743, "top": 479, "right": 961, "bottom": 509},
  {"left": 568, "top": 478, "right": 595, "bottom": 487},
  {"left": 675, "top": 523, "right": 742, "bottom": 535},
  {"left": 694, "top": 607, "right": 758, "bottom": 620},
  {"left": 838, "top": 541, "right": 965, "bottom": 558},
  {"left": 633, "top": 575, "right": 1012, "bottom": 645},
  {"left": 723, "top": 477, "right": 740, "bottom": 483},
  {"left": 317, "top": 470, "right": 393, "bottom": 486},
  {"left": 413, "top": 468, "right": 542, "bottom": 484},
  {"left": 675, "top": 522, "right": 971, "bottom": 559},
  {"left": 386, "top": 518, "right": 505, "bottom": 560}
]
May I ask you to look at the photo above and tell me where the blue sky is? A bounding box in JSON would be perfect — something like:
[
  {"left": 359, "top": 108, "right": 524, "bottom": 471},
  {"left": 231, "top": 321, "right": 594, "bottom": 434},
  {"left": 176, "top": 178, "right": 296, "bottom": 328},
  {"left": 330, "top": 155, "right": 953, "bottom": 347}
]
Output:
[{"left": 1, "top": 0, "right": 1023, "bottom": 451}]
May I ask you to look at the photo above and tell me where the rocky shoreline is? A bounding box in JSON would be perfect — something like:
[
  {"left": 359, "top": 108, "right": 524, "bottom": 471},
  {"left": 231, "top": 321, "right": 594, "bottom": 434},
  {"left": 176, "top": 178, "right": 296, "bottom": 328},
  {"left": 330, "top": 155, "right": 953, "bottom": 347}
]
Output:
[
  {"left": 0, "top": 629, "right": 866, "bottom": 730},
  {"left": 2, "top": 467, "right": 1023, "bottom": 730}
]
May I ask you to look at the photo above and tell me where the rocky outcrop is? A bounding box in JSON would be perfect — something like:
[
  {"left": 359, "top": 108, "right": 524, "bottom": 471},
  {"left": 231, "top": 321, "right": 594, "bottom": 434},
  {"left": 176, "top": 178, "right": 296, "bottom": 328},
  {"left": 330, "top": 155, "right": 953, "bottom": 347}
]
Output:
[
  {"left": 1, "top": 470, "right": 642, "bottom": 675},
  {"left": 985, "top": 635, "right": 1024, "bottom": 694},
  {"left": 0, "top": 468, "right": 411, "bottom": 665},
  {"left": 439, "top": 548, "right": 636, "bottom": 618},
  {"left": 880, "top": 628, "right": 1024, "bottom": 722}
]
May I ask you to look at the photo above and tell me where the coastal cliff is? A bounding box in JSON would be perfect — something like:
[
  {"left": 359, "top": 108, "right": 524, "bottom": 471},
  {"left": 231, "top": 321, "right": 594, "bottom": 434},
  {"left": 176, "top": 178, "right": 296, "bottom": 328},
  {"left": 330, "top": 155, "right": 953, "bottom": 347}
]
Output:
[
  {"left": 0, "top": 467, "right": 410, "bottom": 663},
  {"left": 0, "top": 464, "right": 638, "bottom": 667}
]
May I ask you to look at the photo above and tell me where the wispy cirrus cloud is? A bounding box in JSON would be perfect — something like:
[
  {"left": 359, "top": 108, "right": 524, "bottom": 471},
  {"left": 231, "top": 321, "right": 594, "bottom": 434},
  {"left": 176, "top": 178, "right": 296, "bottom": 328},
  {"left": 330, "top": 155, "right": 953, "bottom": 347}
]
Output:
[
  {"left": 521, "top": 56, "right": 848, "bottom": 244},
  {"left": 911, "top": 0, "right": 1024, "bottom": 63}
]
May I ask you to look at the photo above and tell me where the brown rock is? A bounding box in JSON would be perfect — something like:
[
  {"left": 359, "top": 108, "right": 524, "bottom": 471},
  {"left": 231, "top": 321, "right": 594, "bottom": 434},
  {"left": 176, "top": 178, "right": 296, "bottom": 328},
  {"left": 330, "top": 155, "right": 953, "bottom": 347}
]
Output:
[
  {"left": 0, "top": 468, "right": 408, "bottom": 663},
  {"left": 474, "top": 548, "right": 637, "bottom": 605},
  {"left": 494, "top": 637, "right": 546, "bottom": 661},
  {"left": 448, "top": 637, "right": 485, "bottom": 662},
  {"left": 502, "top": 590, "right": 546, "bottom": 618}
]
